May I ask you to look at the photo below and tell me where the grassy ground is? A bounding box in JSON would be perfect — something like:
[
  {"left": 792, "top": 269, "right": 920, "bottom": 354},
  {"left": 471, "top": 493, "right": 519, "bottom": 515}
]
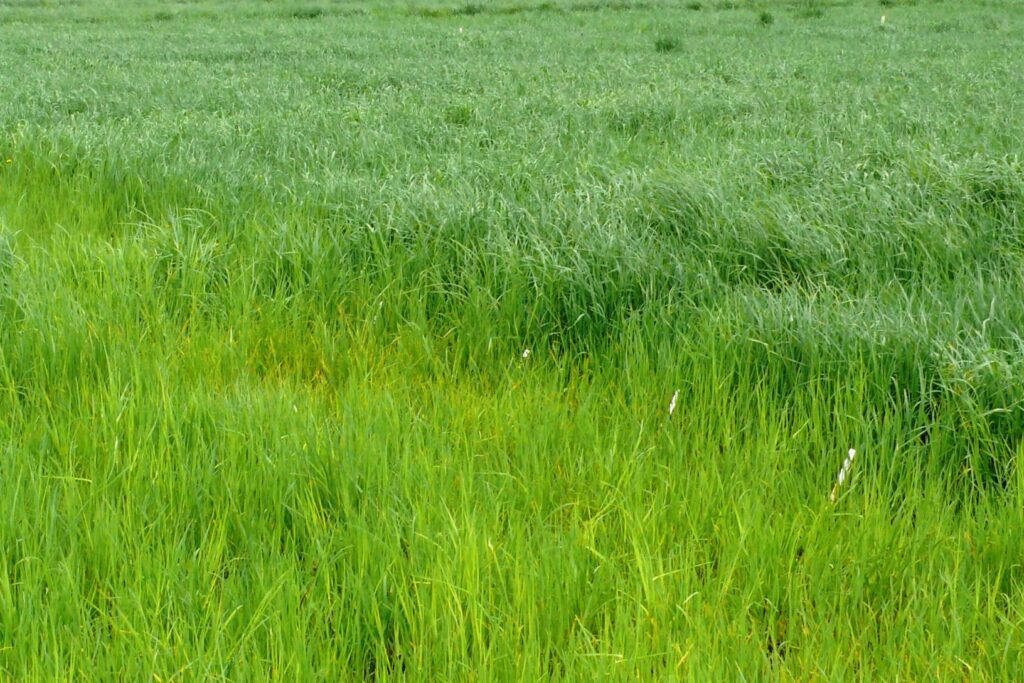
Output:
[{"left": 2, "top": 0, "right": 1024, "bottom": 678}]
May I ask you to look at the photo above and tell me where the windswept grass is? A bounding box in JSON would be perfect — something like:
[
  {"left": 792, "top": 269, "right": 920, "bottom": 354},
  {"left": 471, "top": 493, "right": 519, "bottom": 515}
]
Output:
[{"left": 1, "top": 0, "right": 1023, "bottom": 678}]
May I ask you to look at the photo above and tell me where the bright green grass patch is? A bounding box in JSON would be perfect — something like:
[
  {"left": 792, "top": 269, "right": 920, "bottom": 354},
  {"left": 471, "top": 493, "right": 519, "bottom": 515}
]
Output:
[{"left": 1, "top": 0, "right": 1024, "bottom": 678}]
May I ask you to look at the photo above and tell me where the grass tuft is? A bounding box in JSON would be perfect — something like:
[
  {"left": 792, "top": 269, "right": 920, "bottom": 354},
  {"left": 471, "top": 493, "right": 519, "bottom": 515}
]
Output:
[
  {"left": 654, "top": 35, "right": 681, "bottom": 52},
  {"left": 290, "top": 5, "right": 326, "bottom": 19}
]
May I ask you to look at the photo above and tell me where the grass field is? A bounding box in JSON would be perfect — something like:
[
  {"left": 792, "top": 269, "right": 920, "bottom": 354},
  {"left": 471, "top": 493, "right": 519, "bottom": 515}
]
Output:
[{"left": 2, "top": 0, "right": 1024, "bottom": 678}]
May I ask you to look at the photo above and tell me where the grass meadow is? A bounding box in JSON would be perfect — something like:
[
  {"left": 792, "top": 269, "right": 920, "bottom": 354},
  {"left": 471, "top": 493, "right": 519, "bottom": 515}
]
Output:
[{"left": 2, "top": 0, "right": 1024, "bottom": 678}]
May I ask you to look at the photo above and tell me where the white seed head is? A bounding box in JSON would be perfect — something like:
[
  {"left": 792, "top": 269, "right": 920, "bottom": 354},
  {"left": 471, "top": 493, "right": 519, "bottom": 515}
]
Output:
[
  {"left": 668, "top": 390, "right": 680, "bottom": 416},
  {"left": 839, "top": 448, "right": 856, "bottom": 480},
  {"left": 830, "top": 448, "right": 857, "bottom": 502}
]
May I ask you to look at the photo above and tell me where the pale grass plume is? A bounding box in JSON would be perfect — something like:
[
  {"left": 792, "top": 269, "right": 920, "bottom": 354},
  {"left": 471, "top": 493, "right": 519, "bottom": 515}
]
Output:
[
  {"left": 830, "top": 448, "right": 856, "bottom": 503},
  {"left": 668, "top": 390, "right": 679, "bottom": 416}
]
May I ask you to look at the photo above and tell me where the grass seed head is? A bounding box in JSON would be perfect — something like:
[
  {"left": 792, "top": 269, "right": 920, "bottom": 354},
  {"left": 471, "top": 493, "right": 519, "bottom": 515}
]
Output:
[{"left": 830, "top": 448, "right": 857, "bottom": 503}]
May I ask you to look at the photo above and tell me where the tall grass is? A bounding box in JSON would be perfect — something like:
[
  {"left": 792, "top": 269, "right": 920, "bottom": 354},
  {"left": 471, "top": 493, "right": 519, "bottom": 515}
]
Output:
[{"left": 1, "top": 0, "right": 1023, "bottom": 678}]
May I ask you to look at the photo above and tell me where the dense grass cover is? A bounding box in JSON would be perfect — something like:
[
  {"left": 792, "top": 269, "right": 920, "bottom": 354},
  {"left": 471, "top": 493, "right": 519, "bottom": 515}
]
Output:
[{"left": 2, "top": 0, "right": 1024, "bottom": 678}]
